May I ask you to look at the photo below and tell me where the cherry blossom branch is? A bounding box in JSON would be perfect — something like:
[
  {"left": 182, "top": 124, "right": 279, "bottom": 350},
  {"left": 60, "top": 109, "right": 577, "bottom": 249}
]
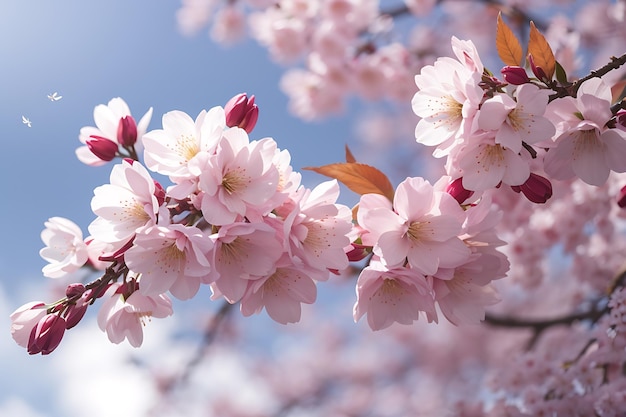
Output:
[
  {"left": 164, "top": 300, "right": 234, "bottom": 390},
  {"left": 572, "top": 53, "right": 626, "bottom": 96},
  {"left": 550, "top": 53, "right": 626, "bottom": 100},
  {"left": 484, "top": 267, "right": 626, "bottom": 348}
]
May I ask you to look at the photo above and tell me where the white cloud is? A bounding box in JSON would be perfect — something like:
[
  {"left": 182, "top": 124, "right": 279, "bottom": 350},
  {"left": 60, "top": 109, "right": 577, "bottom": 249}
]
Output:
[{"left": 0, "top": 397, "right": 47, "bottom": 417}]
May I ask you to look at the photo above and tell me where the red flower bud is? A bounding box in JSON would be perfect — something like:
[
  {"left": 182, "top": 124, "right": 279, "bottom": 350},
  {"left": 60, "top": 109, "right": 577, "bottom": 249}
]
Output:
[
  {"left": 511, "top": 173, "right": 552, "bottom": 204},
  {"left": 64, "top": 291, "right": 91, "bottom": 330},
  {"left": 154, "top": 180, "right": 166, "bottom": 206},
  {"left": 445, "top": 177, "right": 474, "bottom": 205},
  {"left": 87, "top": 136, "right": 118, "bottom": 161},
  {"left": 501, "top": 66, "right": 530, "bottom": 85},
  {"left": 28, "top": 314, "right": 66, "bottom": 355},
  {"left": 117, "top": 115, "right": 138, "bottom": 147},
  {"left": 346, "top": 243, "right": 370, "bottom": 262},
  {"left": 65, "top": 283, "right": 86, "bottom": 298},
  {"left": 225, "top": 93, "right": 259, "bottom": 133},
  {"left": 528, "top": 54, "right": 549, "bottom": 83}
]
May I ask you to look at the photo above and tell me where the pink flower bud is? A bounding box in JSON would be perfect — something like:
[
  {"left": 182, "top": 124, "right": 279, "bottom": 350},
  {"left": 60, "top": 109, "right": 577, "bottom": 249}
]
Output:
[
  {"left": 87, "top": 136, "right": 118, "bottom": 161},
  {"left": 617, "top": 185, "right": 626, "bottom": 208},
  {"left": 501, "top": 66, "right": 530, "bottom": 85},
  {"left": 445, "top": 177, "right": 474, "bottom": 204},
  {"left": 225, "top": 93, "right": 259, "bottom": 133},
  {"left": 528, "top": 54, "right": 549, "bottom": 83},
  {"left": 511, "top": 173, "right": 552, "bottom": 204},
  {"left": 64, "top": 291, "right": 91, "bottom": 330},
  {"left": 10, "top": 302, "right": 48, "bottom": 348},
  {"left": 154, "top": 180, "right": 166, "bottom": 206},
  {"left": 117, "top": 115, "right": 138, "bottom": 147},
  {"left": 66, "top": 283, "right": 86, "bottom": 298},
  {"left": 28, "top": 314, "right": 66, "bottom": 355}
]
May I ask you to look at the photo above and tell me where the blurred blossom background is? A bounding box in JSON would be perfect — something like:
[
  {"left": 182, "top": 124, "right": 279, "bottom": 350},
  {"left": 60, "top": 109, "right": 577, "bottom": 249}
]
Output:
[{"left": 2, "top": 0, "right": 625, "bottom": 416}]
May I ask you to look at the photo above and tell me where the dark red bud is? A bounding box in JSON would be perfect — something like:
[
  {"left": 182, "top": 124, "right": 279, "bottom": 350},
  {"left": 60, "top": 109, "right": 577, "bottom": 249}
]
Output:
[
  {"left": 511, "top": 173, "right": 552, "bottom": 204},
  {"left": 346, "top": 243, "right": 370, "bottom": 262},
  {"left": 87, "top": 136, "right": 118, "bottom": 161},
  {"left": 64, "top": 290, "right": 94, "bottom": 330},
  {"left": 225, "top": 93, "right": 259, "bottom": 133},
  {"left": 65, "top": 283, "right": 86, "bottom": 298},
  {"left": 154, "top": 180, "right": 166, "bottom": 206},
  {"left": 27, "top": 314, "right": 66, "bottom": 355},
  {"left": 117, "top": 115, "right": 138, "bottom": 147},
  {"left": 501, "top": 66, "right": 531, "bottom": 85},
  {"left": 528, "top": 54, "right": 549, "bottom": 83},
  {"left": 445, "top": 177, "right": 474, "bottom": 205}
]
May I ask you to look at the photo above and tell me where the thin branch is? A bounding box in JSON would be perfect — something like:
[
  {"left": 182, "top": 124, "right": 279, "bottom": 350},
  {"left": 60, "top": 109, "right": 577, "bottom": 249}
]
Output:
[
  {"left": 484, "top": 267, "right": 626, "bottom": 348},
  {"left": 572, "top": 53, "right": 626, "bottom": 96},
  {"left": 164, "top": 300, "right": 235, "bottom": 391}
]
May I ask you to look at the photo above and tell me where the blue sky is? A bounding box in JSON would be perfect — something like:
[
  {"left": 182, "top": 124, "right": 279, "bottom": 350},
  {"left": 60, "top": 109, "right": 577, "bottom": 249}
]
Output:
[{"left": 0, "top": 1, "right": 362, "bottom": 415}]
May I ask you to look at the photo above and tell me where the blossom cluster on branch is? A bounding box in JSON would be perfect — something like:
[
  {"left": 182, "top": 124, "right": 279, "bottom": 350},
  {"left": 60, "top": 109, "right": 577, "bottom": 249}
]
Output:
[{"left": 8, "top": 2, "right": 626, "bottom": 415}]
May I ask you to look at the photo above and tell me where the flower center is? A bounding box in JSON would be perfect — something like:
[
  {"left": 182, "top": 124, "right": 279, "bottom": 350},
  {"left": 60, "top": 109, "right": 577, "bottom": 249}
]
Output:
[
  {"left": 176, "top": 134, "right": 199, "bottom": 163},
  {"left": 222, "top": 168, "right": 247, "bottom": 194},
  {"left": 573, "top": 129, "right": 601, "bottom": 159},
  {"left": 406, "top": 220, "right": 433, "bottom": 242}
]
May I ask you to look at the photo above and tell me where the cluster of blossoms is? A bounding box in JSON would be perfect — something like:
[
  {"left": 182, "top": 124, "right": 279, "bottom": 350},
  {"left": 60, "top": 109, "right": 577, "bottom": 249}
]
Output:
[
  {"left": 412, "top": 36, "right": 626, "bottom": 201},
  {"left": 179, "top": 0, "right": 425, "bottom": 120},
  {"left": 11, "top": 94, "right": 358, "bottom": 353},
  {"left": 352, "top": 177, "right": 508, "bottom": 330}
]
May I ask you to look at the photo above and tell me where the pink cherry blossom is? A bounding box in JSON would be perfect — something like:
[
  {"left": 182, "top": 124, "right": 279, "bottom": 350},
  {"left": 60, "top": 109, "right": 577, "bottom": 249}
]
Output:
[
  {"left": 125, "top": 224, "right": 213, "bottom": 300},
  {"left": 543, "top": 77, "right": 626, "bottom": 186},
  {"left": 477, "top": 84, "right": 555, "bottom": 153},
  {"left": 210, "top": 5, "right": 246, "bottom": 45},
  {"left": 84, "top": 236, "right": 115, "bottom": 270},
  {"left": 357, "top": 177, "right": 471, "bottom": 275},
  {"left": 10, "top": 301, "right": 48, "bottom": 348},
  {"left": 209, "top": 221, "right": 283, "bottom": 303},
  {"left": 281, "top": 180, "right": 353, "bottom": 274},
  {"left": 280, "top": 68, "right": 345, "bottom": 120},
  {"left": 76, "top": 97, "right": 152, "bottom": 166},
  {"left": 240, "top": 257, "right": 319, "bottom": 324},
  {"left": 97, "top": 282, "right": 173, "bottom": 348},
  {"left": 353, "top": 258, "right": 437, "bottom": 331},
  {"left": 193, "top": 134, "right": 280, "bottom": 226},
  {"left": 412, "top": 48, "right": 483, "bottom": 156},
  {"left": 89, "top": 160, "right": 161, "bottom": 246},
  {"left": 142, "top": 107, "right": 225, "bottom": 179},
  {"left": 39, "top": 217, "right": 89, "bottom": 278},
  {"left": 455, "top": 132, "right": 532, "bottom": 191},
  {"left": 450, "top": 36, "right": 484, "bottom": 75},
  {"left": 432, "top": 262, "right": 501, "bottom": 326}
]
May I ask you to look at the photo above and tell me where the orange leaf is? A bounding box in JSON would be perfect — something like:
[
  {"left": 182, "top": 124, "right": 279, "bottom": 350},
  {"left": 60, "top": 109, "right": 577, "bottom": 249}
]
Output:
[
  {"left": 496, "top": 12, "right": 523, "bottom": 66},
  {"left": 528, "top": 21, "right": 555, "bottom": 81},
  {"left": 345, "top": 144, "right": 357, "bottom": 163},
  {"left": 304, "top": 162, "right": 395, "bottom": 201}
]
